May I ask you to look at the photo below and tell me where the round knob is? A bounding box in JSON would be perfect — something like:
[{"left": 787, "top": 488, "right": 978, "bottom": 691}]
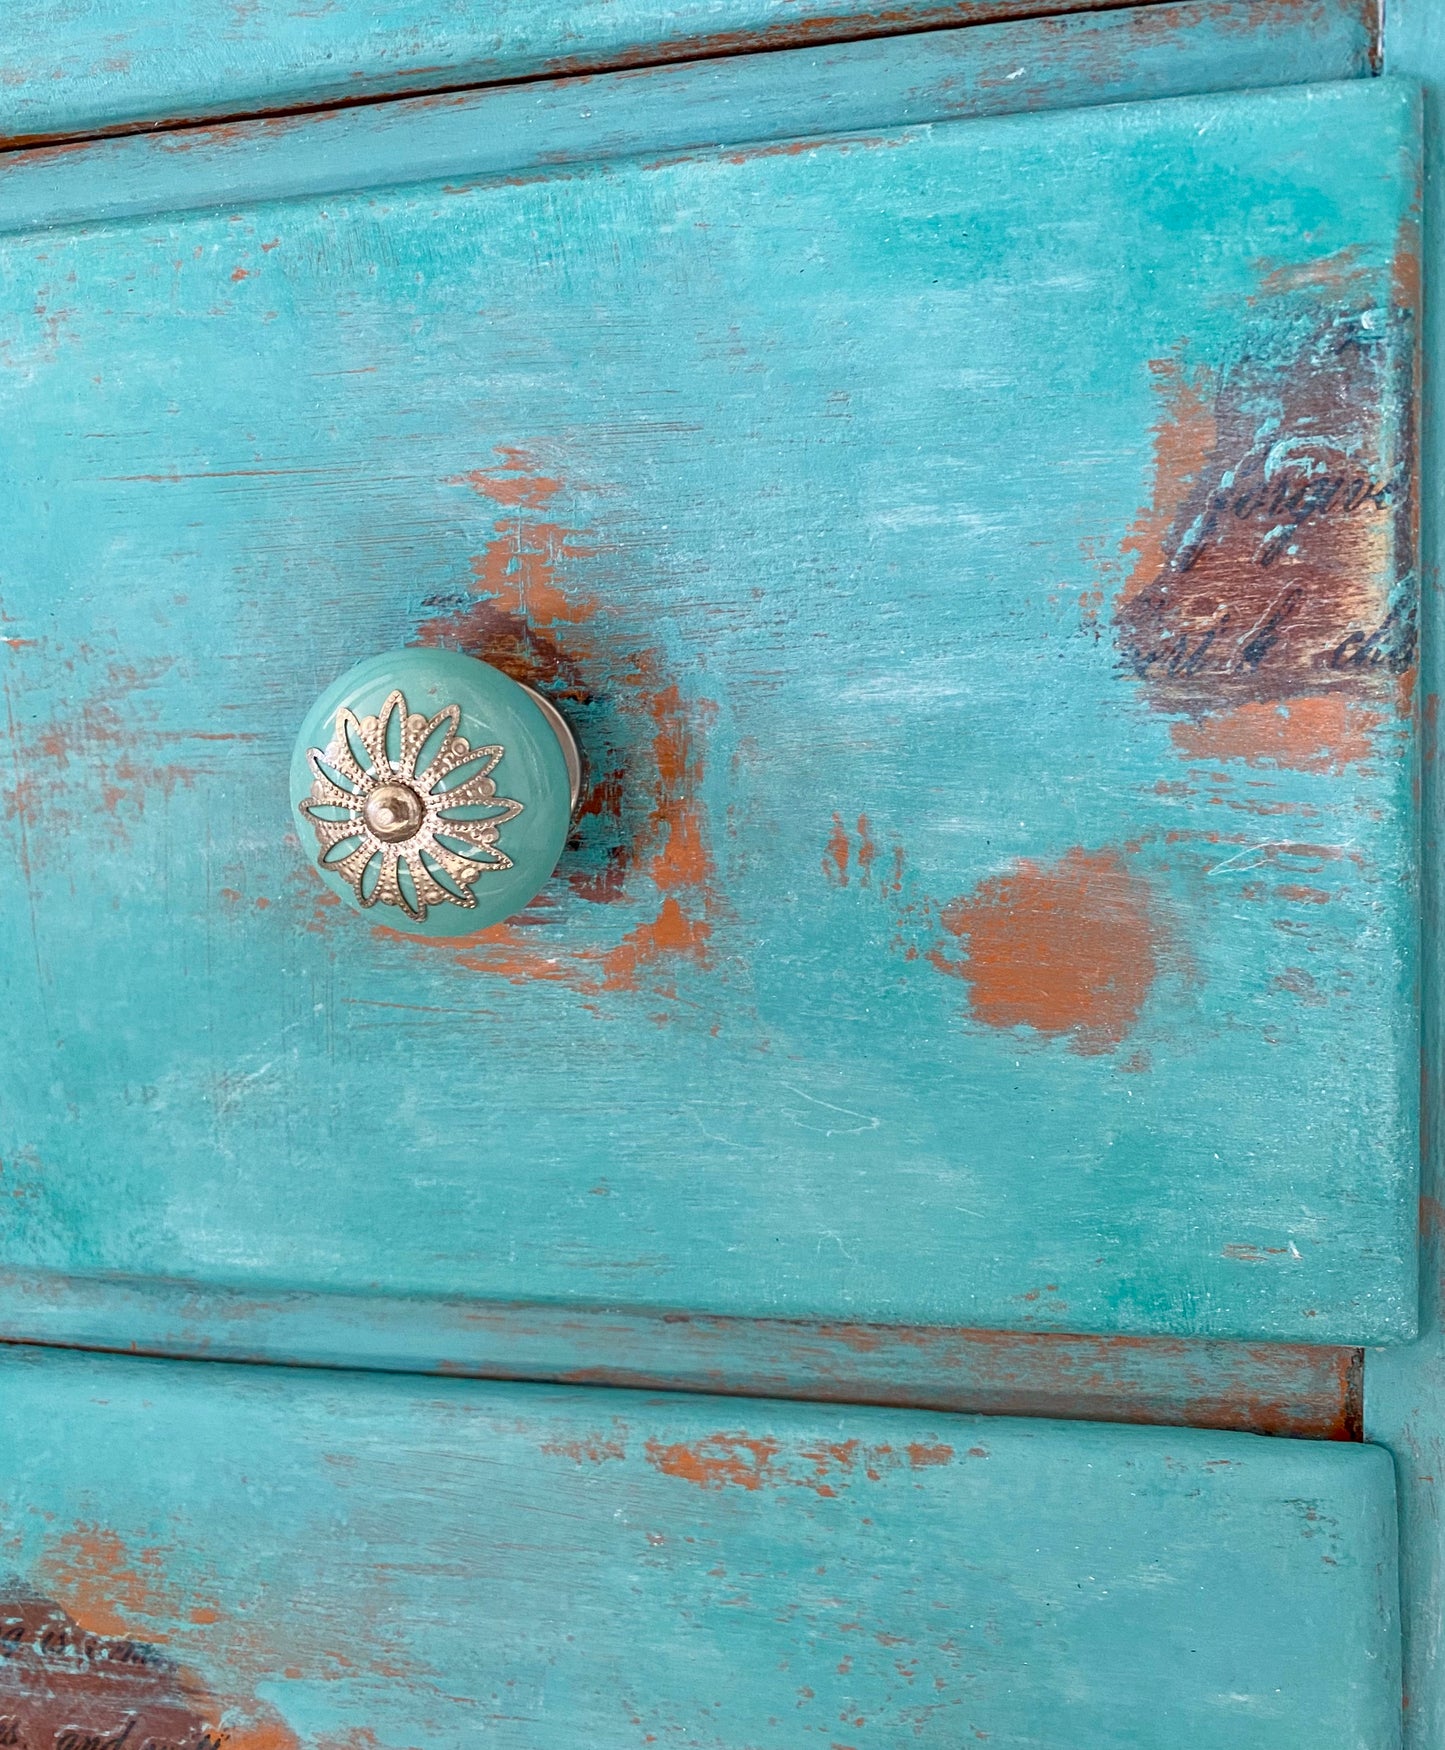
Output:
[{"left": 290, "top": 648, "right": 581, "bottom": 937}]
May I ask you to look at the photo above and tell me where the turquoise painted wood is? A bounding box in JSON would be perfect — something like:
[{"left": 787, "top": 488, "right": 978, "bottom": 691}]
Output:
[
  {"left": 0, "top": 0, "right": 1380, "bottom": 238},
  {"left": 1369, "top": 6, "right": 1445, "bottom": 1748},
  {"left": 0, "top": 1346, "right": 1403, "bottom": 1747},
  {"left": 0, "top": 77, "right": 1420, "bottom": 1343},
  {"left": 0, "top": 0, "right": 1354, "bottom": 145}
]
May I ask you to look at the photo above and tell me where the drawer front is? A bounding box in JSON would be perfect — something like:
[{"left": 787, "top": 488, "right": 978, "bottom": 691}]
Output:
[
  {"left": 0, "top": 72, "right": 1420, "bottom": 1345},
  {"left": 0, "top": 1347, "right": 1402, "bottom": 1749}
]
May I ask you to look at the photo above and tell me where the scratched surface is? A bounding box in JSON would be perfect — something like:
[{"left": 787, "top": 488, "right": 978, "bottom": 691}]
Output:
[
  {"left": 0, "top": 80, "right": 1420, "bottom": 1342},
  {"left": 0, "top": 1346, "right": 1403, "bottom": 1747},
  {"left": 0, "top": 0, "right": 1360, "bottom": 145}
]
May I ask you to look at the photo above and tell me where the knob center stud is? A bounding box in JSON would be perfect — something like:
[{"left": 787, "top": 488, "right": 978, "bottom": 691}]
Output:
[{"left": 363, "top": 781, "right": 426, "bottom": 843}]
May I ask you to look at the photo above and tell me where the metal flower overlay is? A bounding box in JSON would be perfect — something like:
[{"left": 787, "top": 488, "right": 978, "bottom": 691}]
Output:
[{"left": 300, "top": 688, "right": 523, "bottom": 920}]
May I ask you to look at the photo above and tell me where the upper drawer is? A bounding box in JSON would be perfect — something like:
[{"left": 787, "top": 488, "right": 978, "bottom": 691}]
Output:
[
  {"left": 0, "top": 68, "right": 1421, "bottom": 1344},
  {"left": 0, "top": 0, "right": 1377, "bottom": 145}
]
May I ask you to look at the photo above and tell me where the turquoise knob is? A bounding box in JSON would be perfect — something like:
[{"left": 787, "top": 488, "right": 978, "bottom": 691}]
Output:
[{"left": 290, "top": 648, "right": 580, "bottom": 937}]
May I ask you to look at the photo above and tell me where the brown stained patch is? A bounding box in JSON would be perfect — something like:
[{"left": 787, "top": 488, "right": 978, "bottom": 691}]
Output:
[
  {"left": 1116, "top": 294, "right": 1416, "bottom": 767},
  {"left": 0, "top": 1591, "right": 298, "bottom": 1750},
  {"left": 927, "top": 848, "right": 1159, "bottom": 1055},
  {"left": 396, "top": 450, "right": 719, "bottom": 1000}
]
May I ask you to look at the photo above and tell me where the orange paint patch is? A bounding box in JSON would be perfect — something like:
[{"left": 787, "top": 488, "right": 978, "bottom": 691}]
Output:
[
  {"left": 230, "top": 1727, "right": 304, "bottom": 1750},
  {"left": 450, "top": 445, "right": 564, "bottom": 508},
  {"left": 929, "top": 848, "right": 1159, "bottom": 1055},
  {"left": 467, "top": 525, "right": 598, "bottom": 626},
  {"left": 855, "top": 815, "right": 877, "bottom": 884},
  {"left": 1120, "top": 358, "right": 1217, "bottom": 595},
  {"left": 905, "top": 1443, "right": 953, "bottom": 1469},
  {"left": 37, "top": 1528, "right": 174, "bottom": 1641},
  {"left": 601, "top": 896, "right": 711, "bottom": 992},
  {"left": 1253, "top": 246, "right": 1367, "bottom": 300},
  {"left": 823, "top": 813, "right": 849, "bottom": 887},
  {"left": 645, "top": 1433, "right": 781, "bottom": 1491},
  {"left": 1170, "top": 695, "right": 1382, "bottom": 772}
]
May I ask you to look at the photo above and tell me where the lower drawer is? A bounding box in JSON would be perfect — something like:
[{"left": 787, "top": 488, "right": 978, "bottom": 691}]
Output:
[{"left": 0, "top": 1348, "right": 1398, "bottom": 1748}]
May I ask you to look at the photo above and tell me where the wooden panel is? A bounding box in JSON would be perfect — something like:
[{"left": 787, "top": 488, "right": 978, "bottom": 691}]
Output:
[
  {"left": 0, "top": 1271, "right": 1362, "bottom": 1437},
  {"left": 0, "top": 0, "right": 1377, "bottom": 147},
  {"left": 0, "top": 1347, "right": 1403, "bottom": 1747},
  {"left": 0, "top": 79, "right": 1420, "bottom": 1343},
  {"left": 1369, "top": 6, "right": 1444, "bottom": 1750},
  {"left": 0, "top": 0, "right": 1381, "bottom": 237}
]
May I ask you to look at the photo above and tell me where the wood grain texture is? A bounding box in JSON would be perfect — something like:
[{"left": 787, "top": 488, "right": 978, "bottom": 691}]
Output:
[
  {"left": 0, "top": 1346, "right": 1404, "bottom": 1747},
  {"left": 0, "top": 79, "right": 1421, "bottom": 1343},
  {"left": 1369, "top": 7, "right": 1444, "bottom": 1749},
  {"left": 0, "top": 0, "right": 1377, "bottom": 147},
  {"left": 0, "top": 0, "right": 1381, "bottom": 237},
  {"left": 0, "top": 1269, "right": 1363, "bottom": 1437}
]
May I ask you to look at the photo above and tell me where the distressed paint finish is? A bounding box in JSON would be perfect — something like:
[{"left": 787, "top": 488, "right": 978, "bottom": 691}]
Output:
[
  {"left": 0, "top": 1271, "right": 1363, "bottom": 1437},
  {"left": 1370, "top": 6, "right": 1445, "bottom": 1749},
  {"left": 0, "top": 80, "right": 1420, "bottom": 1343},
  {"left": 0, "top": 0, "right": 1376, "bottom": 147},
  {"left": 0, "top": 0, "right": 1381, "bottom": 236},
  {"left": 0, "top": 1346, "right": 1405, "bottom": 1747}
]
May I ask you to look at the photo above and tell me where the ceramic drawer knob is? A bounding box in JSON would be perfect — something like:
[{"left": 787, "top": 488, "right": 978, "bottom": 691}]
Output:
[{"left": 290, "top": 648, "right": 581, "bottom": 937}]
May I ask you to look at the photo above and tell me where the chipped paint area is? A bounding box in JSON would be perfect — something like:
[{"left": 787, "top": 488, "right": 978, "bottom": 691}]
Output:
[
  {"left": 0, "top": 648, "right": 246, "bottom": 875},
  {"left": 1116, "top": 290, "right": 1416, "bottom": 770},
  {"left": 535, "top": 1421, "right": 968, "bottom": 1494},
  {"left": 397, "top": 448, "right": 717, "bottom": 1000},
  {"left": 645, "top": 1431, "right": 963, "bottom": 1493}
]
